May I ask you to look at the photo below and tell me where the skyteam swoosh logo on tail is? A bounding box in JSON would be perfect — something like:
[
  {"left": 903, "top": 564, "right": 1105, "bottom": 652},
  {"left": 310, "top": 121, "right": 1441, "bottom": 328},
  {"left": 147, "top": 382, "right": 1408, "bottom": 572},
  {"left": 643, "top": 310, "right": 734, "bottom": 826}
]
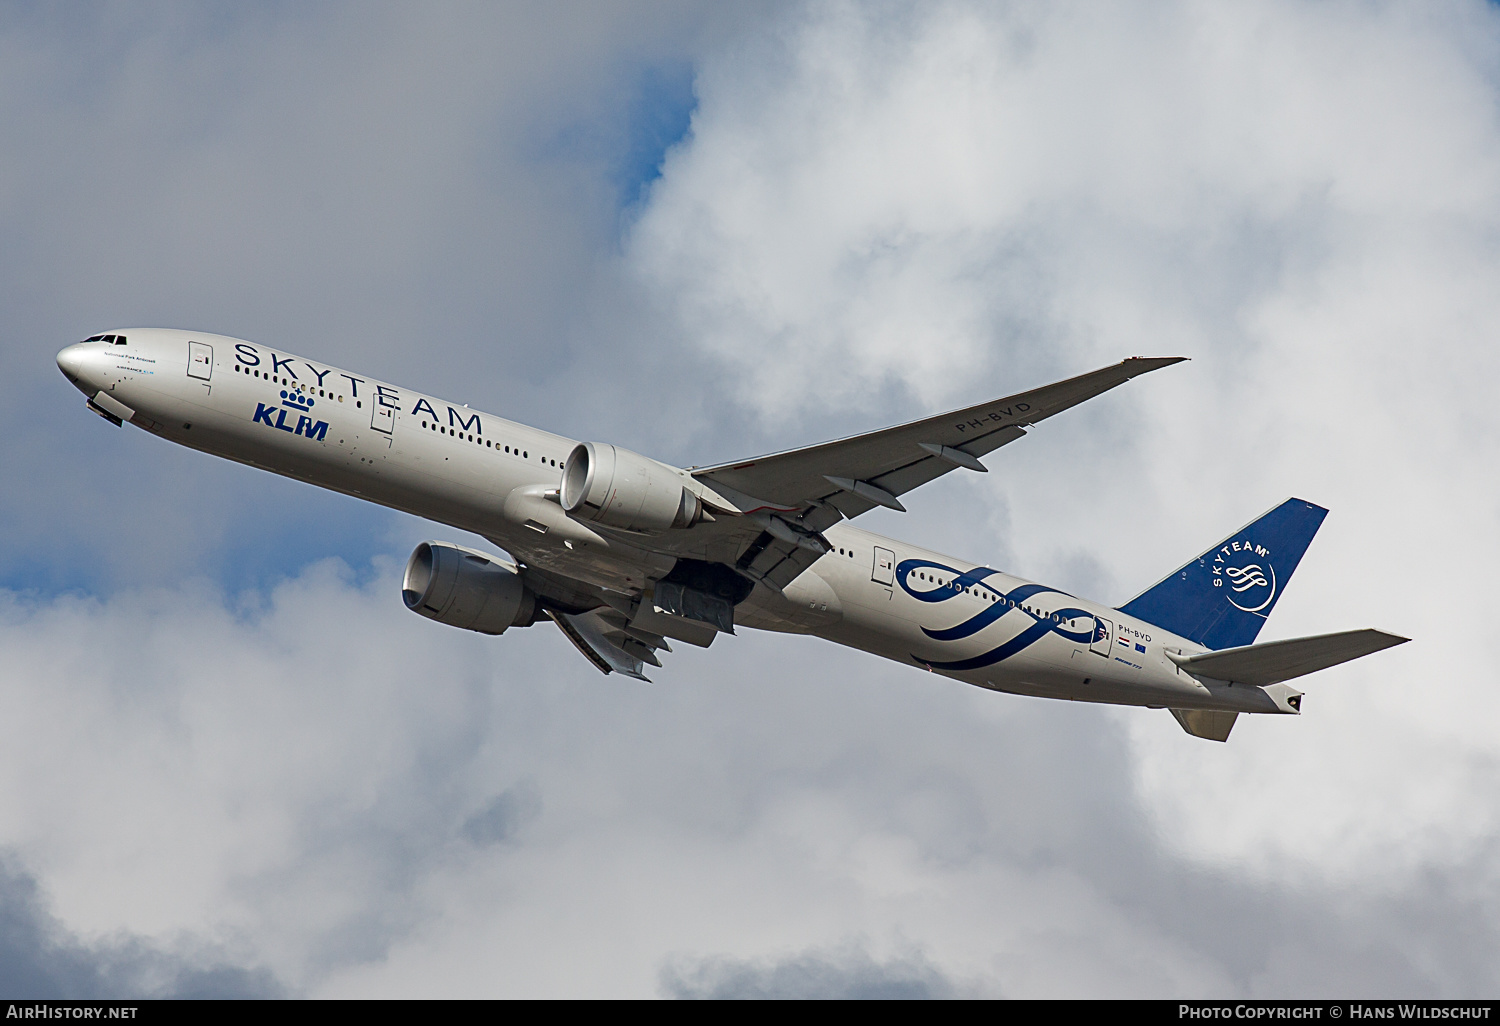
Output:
[
  {"left": 1222, "top": 561, "right": 1276, "bottom": 612},
  {"left": 896, "top": 559, "right": 1098, "bottom": 671}
]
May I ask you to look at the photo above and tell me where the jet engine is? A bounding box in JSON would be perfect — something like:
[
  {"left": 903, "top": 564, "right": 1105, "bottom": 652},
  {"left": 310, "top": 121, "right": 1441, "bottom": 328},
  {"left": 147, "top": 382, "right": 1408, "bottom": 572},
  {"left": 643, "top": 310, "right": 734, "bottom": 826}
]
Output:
[
  {"left": 402, "top": 542, "right": 537, "bottom": 635},
  {"left": 561, "top": 442, "right": 706, "bottom": 533}
]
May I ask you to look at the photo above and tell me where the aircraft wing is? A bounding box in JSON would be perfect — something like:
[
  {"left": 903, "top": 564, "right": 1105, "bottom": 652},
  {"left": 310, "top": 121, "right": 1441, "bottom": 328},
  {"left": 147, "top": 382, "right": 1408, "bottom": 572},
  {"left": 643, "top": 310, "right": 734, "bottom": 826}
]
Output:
[
  {"left": 549, "top": 607, "right": 670, "bottom": 682},
  {"left": 677, "top": 357, "right": 1184, "bottom": 592},
  {"left": 693, "top": 357, "right": 1186, "bottom": 522}
]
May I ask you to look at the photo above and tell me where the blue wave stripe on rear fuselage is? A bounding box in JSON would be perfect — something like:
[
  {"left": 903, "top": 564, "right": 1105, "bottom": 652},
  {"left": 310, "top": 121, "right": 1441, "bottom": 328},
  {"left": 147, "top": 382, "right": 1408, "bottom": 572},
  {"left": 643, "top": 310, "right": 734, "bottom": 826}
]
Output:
[{"left": 896, "top": 559, "right": 1097, "bottom": 671}]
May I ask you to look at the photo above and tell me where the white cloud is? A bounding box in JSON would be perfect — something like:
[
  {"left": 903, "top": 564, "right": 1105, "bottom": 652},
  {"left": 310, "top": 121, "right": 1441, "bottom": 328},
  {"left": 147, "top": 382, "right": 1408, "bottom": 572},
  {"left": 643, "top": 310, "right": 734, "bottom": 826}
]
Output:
[
  {"left": 2, "top": 555, "right": 1496, "bottom": 996},
  {"left": 631, "top": 0, "right": 1500, "bottom": 877}
]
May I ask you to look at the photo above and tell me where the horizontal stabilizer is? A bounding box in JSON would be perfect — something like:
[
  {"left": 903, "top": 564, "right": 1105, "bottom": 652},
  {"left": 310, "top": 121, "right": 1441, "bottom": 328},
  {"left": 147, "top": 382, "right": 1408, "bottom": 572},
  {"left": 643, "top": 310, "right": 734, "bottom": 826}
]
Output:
[
  {"left": 1170, "top": 708, "right": 1238, "bottom": 742},
  {"left": 1172, "top": 629, "right": 1409, "bottom": 686}
]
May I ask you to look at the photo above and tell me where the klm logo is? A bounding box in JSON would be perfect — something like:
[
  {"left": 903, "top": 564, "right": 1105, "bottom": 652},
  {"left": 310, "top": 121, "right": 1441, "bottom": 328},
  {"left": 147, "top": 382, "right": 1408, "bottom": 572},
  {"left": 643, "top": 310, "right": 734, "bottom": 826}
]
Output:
[{"left": 252, "top": 389, "right": 328, "bottom": 441}]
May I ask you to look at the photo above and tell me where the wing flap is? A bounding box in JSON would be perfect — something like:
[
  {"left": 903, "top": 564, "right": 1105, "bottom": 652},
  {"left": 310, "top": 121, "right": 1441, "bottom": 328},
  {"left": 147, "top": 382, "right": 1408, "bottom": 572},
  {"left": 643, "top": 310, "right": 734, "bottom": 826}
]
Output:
[
  {"left": 735, "top": 524, "right": 831, "bottom": 590},
  {"left": 550, "top": 608, "right": 654, "bottom": 681},
  {"left": 1171, "top": 629, "right": 1408, "bottom": 686}
]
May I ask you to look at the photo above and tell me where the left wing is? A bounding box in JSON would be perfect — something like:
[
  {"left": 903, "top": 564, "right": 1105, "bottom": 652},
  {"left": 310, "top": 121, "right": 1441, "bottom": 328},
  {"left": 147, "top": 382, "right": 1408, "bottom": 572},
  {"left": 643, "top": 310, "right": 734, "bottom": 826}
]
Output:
[
  {"left": 694, "top": 357, "right": 1185, "bottom": 520},
  {"left": 685, "top": 357, "right": 1185, "bottom": 589}
]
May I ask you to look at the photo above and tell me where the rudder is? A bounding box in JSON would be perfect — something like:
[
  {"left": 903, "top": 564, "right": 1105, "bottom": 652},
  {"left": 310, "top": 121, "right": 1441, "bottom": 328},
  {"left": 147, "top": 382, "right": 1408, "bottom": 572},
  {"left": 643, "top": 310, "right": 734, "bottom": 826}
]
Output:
[{"left": 1118, "top": 498, "right": 1328, "bottom": 650}]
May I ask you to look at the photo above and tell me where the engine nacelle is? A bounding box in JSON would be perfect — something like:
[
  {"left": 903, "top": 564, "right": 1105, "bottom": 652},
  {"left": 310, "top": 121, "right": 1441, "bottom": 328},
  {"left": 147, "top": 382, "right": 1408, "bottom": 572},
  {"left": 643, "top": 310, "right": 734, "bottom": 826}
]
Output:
[
  {"left": 561, "top": 442, "right": 703, "bottom": 533},
  {"left": 402, "top": 542, "right": 537, "bottom": 635}
]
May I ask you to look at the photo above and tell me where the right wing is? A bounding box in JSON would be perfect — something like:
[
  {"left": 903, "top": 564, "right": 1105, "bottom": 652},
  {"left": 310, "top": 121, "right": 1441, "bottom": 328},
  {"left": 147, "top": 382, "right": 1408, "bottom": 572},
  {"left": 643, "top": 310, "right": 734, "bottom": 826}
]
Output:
[{"left": 549, "top": 607, "right": 671, "bottom": 682}]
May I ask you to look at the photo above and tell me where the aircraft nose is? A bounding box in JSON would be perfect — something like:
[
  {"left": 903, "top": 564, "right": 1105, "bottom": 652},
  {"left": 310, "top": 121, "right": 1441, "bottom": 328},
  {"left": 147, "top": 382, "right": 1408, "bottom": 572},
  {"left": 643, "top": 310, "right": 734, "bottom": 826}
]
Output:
[
  {"left": 57, "top": 343, "right": 88, "bottom": 382},
  {"left": 56, "top": 342, "right": 107, "bottom": 396}
]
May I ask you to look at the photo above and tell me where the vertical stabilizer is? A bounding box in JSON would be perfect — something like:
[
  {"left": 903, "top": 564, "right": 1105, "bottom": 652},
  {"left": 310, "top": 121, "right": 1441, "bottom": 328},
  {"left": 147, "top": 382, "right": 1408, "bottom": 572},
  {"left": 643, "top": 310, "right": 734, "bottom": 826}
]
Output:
[{"left": 1119, "top": 498, "right": 1328, "bottom": 650}]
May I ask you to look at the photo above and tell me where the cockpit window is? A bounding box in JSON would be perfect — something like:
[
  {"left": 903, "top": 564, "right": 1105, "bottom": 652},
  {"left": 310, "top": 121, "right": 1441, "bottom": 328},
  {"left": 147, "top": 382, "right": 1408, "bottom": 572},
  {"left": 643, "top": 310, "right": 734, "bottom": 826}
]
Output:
[{"left": 84, "top": 335, "right": 104, "bottom": 342}]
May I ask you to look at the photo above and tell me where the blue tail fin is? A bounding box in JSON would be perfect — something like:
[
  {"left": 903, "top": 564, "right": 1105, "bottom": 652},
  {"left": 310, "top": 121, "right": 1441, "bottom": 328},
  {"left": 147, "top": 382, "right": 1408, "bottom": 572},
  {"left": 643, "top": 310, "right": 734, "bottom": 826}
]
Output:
[{"left": 1118, "top": 498, "right": 1328, "bottom": 650}]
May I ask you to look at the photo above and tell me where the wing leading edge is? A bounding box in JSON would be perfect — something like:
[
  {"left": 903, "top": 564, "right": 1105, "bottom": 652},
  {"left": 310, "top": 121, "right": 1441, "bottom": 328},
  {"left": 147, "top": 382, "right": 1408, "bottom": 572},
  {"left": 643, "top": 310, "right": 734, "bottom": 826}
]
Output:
[
  {"left": 693, "top": 357, "right": 1186, "bottom": 521},
  {"left": 677, "top": 356, "right": 1184, "bottom": 593}
]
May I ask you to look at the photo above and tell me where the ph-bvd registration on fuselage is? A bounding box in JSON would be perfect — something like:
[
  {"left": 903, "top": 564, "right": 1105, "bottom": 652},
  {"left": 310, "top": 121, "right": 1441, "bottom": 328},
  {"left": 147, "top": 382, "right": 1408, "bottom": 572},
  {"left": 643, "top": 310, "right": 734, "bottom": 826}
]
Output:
[{"left": 56, "top": 329, "right": 1407, "bottom": 743}]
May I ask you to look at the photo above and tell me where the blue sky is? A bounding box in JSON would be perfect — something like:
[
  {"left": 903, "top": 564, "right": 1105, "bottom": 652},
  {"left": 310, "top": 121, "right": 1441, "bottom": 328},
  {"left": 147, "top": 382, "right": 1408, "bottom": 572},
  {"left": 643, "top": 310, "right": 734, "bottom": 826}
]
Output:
[{"left": 609, "top": 60, "right": 699, "bottom": 210}]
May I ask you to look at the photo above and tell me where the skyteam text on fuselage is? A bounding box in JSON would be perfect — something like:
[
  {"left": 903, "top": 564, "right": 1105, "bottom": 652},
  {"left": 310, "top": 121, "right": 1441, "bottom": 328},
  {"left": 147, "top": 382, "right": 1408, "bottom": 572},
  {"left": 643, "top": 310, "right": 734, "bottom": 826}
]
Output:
[{"left": 56, "top": 329, "right": 1407, "bottom": 742}]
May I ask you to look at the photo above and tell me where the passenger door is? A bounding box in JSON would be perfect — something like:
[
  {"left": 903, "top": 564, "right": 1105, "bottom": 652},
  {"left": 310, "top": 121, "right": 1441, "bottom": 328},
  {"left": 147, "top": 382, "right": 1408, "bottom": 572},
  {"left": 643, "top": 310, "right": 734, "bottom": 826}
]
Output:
[
  {"left": 187, "top": 341, "right": 213, "bottom": 380},
  {"left": 872, "top": 546, "right": 895, "bottom": 587},
  {"left": 1090, "top": 616, "right": 1114, "bottom": 656}
]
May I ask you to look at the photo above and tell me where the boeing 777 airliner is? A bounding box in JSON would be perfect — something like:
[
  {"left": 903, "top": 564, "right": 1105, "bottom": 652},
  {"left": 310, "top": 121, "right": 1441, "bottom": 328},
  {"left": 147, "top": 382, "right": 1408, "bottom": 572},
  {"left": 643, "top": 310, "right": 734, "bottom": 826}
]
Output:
[{"left": 56, "top": 329, "right": 1406, "bottom": 741}]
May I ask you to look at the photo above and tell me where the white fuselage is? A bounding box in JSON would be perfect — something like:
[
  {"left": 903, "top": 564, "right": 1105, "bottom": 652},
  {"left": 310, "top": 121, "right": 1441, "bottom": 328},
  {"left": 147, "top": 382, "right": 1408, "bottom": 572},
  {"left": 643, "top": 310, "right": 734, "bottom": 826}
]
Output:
[{"left": 57, "top": 329, "right": 1292, "bottom": 716}]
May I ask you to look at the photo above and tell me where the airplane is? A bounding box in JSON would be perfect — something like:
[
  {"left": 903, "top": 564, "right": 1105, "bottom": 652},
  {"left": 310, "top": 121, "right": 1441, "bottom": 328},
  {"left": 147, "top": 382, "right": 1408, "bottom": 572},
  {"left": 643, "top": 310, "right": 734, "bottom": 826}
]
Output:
[{"left": 55, "top": 328, "right": 1407, "bottom": 742}]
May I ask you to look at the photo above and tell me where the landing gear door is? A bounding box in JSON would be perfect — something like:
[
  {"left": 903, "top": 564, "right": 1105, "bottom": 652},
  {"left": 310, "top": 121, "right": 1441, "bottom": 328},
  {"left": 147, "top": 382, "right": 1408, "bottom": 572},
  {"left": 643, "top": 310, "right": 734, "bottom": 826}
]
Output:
[
  {"left": 872, "top": 546, "right": 895, "bottom": 586},
  {"left": 1090, "top": 616, "right": 1114, "bottom": 656},
  {"left": 187, "top": 341, "right": 213, "bottom": 380}
]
